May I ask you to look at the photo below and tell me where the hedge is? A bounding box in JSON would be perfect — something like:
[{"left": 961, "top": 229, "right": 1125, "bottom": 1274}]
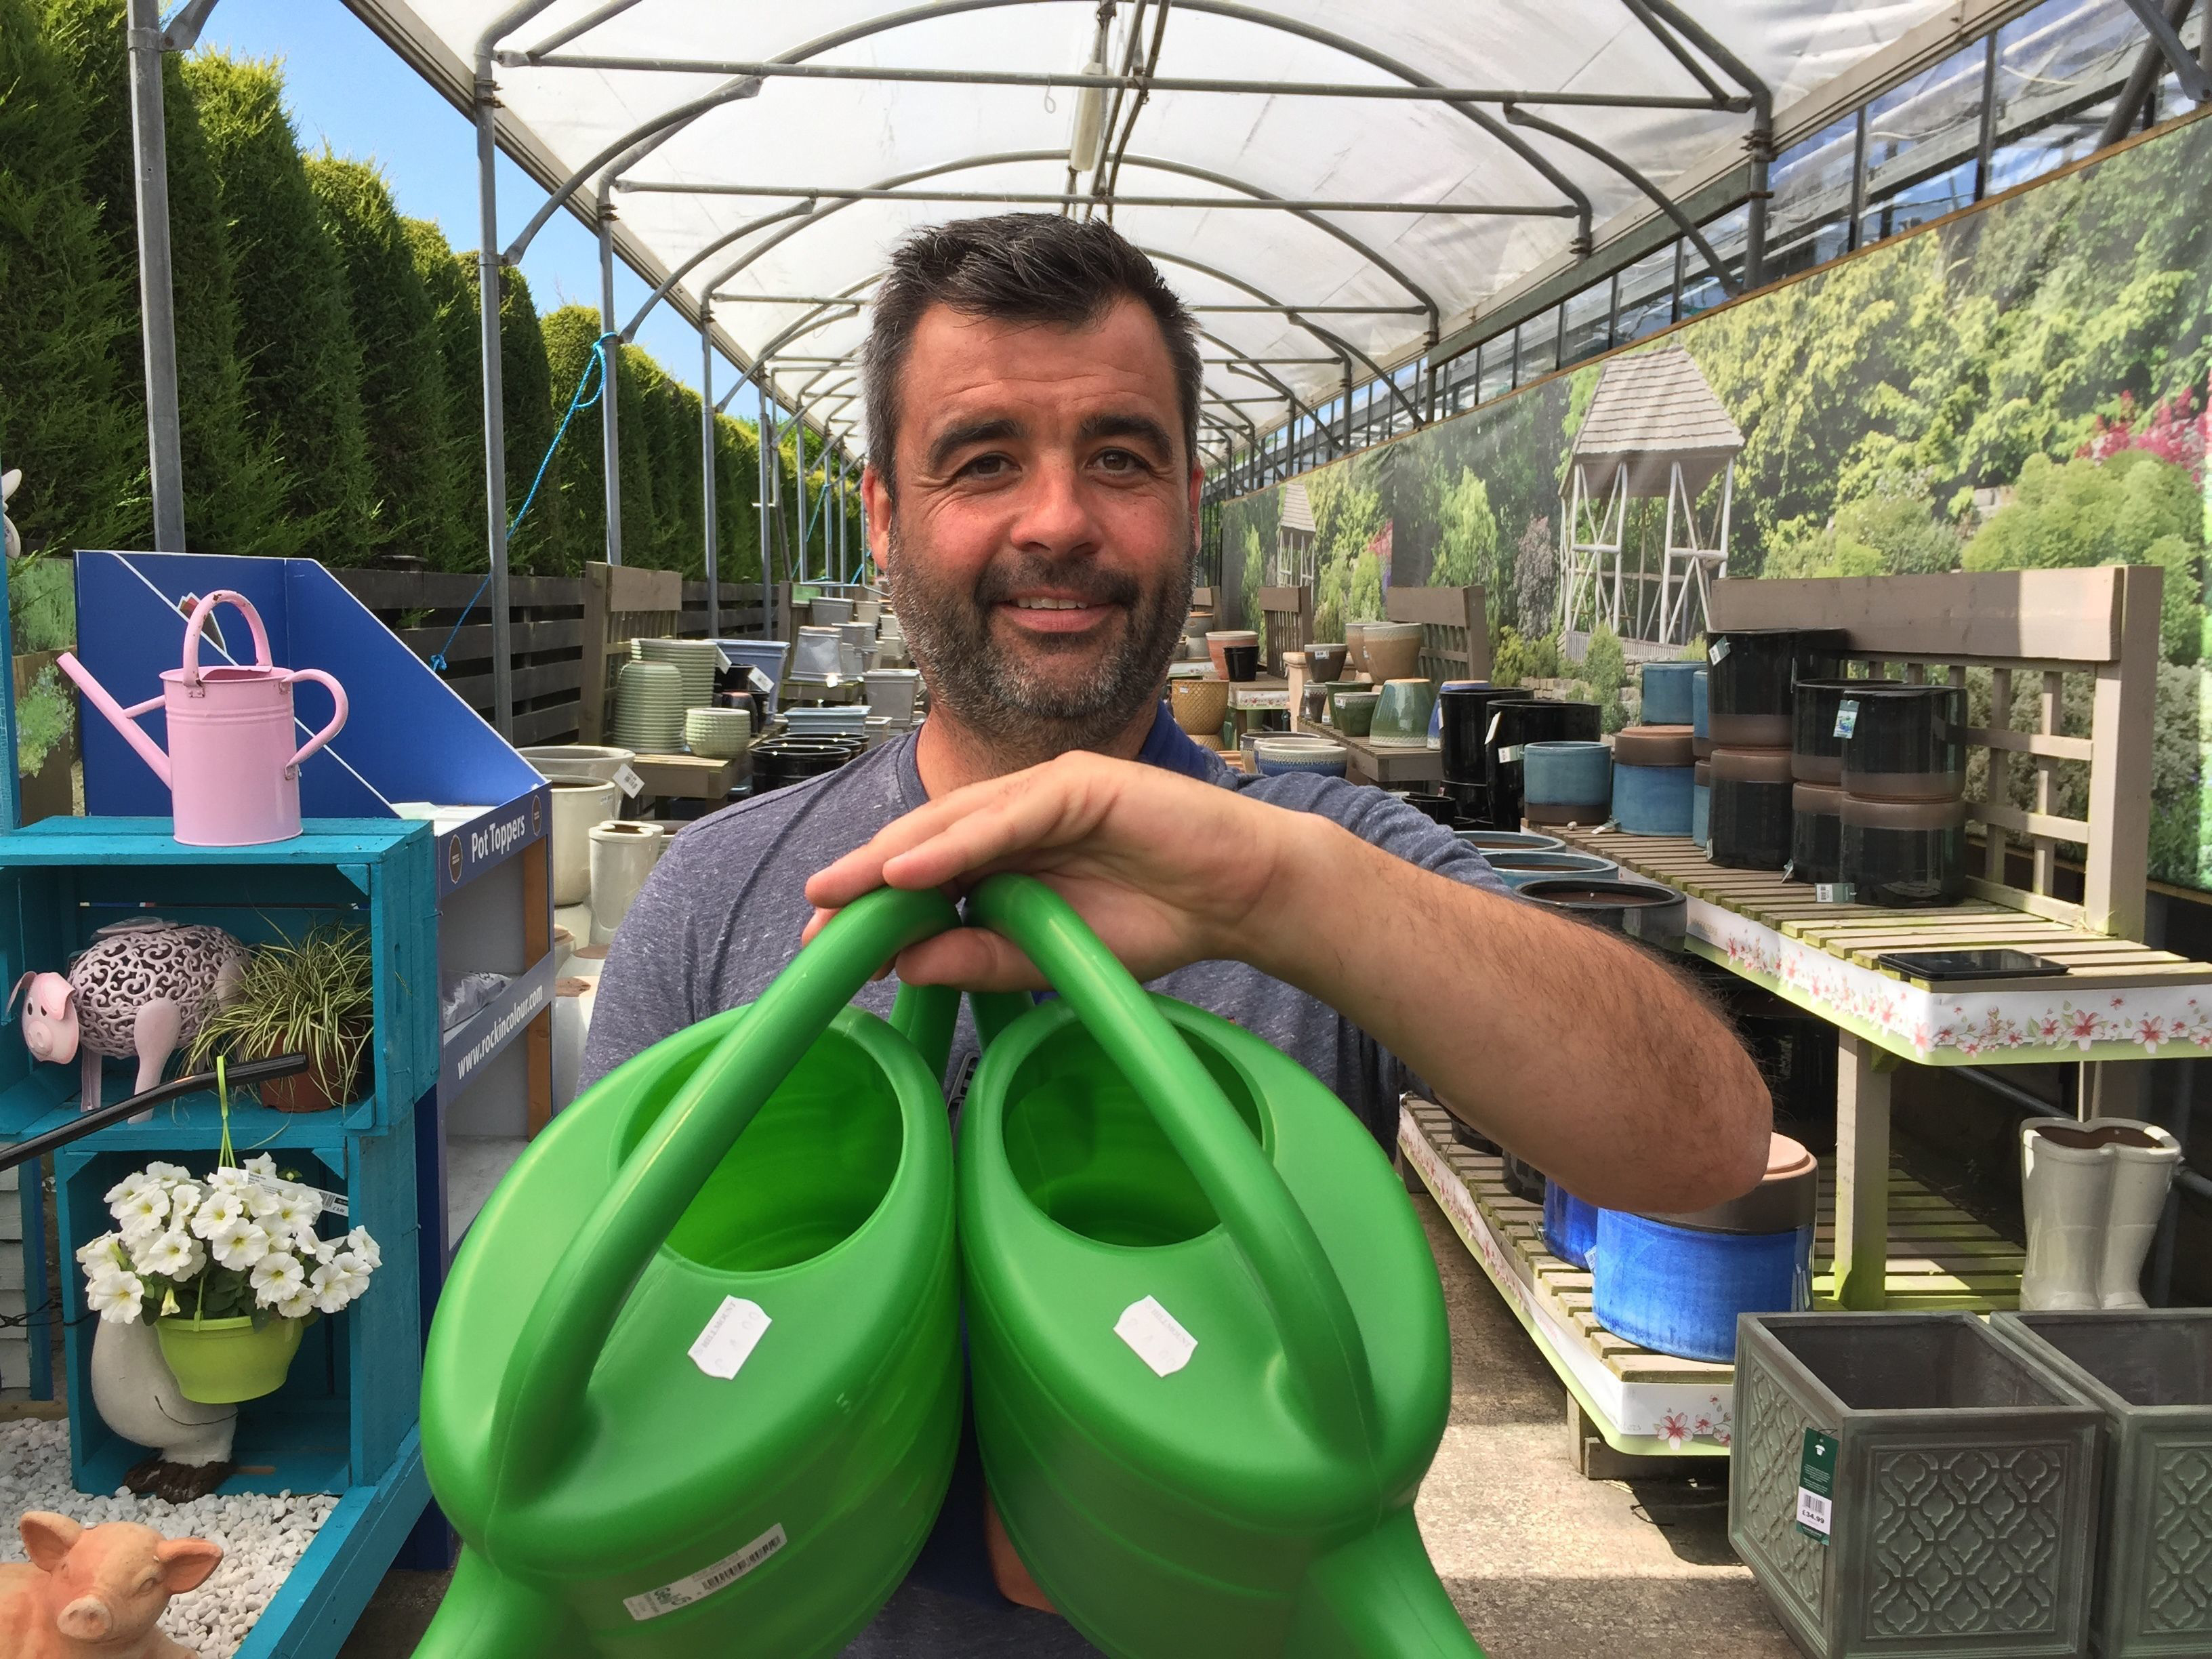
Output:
[{"left": 0, "top": 17, "right": 861, "bottom": 583}]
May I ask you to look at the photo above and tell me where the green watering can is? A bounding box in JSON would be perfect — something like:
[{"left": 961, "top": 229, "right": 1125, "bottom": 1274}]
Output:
[{"left": 416, "top": 875, "right": 1477, "bottom": 1658}]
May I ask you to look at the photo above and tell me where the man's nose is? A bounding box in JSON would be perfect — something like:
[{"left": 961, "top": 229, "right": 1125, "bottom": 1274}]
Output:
[{"left": 1006, "top": 457, "right": 1101, "bottom": 555}]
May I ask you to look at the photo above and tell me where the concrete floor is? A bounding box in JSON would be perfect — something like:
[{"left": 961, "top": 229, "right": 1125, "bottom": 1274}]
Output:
[{"left": 336, "top": 1190, "right": 1796, "bottom": 1658}]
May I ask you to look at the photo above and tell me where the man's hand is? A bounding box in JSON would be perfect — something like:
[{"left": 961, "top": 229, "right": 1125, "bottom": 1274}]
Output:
[{"left": 803, "top": 751, "right": 1307, "bottom": 990}]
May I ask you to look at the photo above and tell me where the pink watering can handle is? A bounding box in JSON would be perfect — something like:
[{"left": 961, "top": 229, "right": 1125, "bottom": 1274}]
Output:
[
  {"left": 178, "top": 590, "right": 272, "bottom": 686},
  {"left": 287, "top": 670, "right": 348, "bottom": 769}
]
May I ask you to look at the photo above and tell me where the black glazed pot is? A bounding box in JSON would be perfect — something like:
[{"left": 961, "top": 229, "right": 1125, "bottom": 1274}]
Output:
[
  {"left": 1837, "top": 682, "right": 1967, "bottom": 801},
  {"left": 1707, "top": 628, "right": 1848, "bottom": 747},
  {"left": 1401, "top": 792, "right": 1458, "bottom": 826},
  {"left": 1708, "top": 746, "right": 1795, "bottom": 871},
  {"left": 1791, "top": 678, "right": 1858, "bottom": 785},
  {"left": 1788, "top": 781, "right": 1845, "bottom": 886},
  {"left": 1840, "top": 793, "right": 1967, "bottom": 907},
  {"left": 752, "top": 735, "right": 863, "bottom": 793},
  {"left": 1516, "top": 875, "right": 1687, "bottom": 954},
  {"left": 1223, "top": 643, "right": 1260, "bottom": 682},
  {"left": 1438, "top": 684, "right": 1523, "bottom": 785},
  {"left": 1440, "top": 777, "right": 1490, "bottom": 820},
  {"left": 1483, "top": 699, "right": 1601, "bottom": 829}
]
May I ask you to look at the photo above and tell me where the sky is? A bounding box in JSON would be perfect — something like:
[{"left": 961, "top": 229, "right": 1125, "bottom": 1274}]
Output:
[{"left": 193, "top": 0, "right": 773, "bottom": 427}]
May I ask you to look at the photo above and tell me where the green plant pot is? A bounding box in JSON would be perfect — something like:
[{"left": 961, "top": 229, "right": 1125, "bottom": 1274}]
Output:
[{"left": 156, "top": 1313, "right": 306, "bottom": 1404}]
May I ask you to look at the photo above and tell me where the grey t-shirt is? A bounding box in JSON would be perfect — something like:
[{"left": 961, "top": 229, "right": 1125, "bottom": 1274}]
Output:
[{"left": 577, "top": 718, "right": 1503, "bottom": 1654}]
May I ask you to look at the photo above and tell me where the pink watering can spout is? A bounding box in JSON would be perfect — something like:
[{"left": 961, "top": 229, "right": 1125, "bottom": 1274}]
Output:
[{"left": 55, "top": 590, "right": 348, "bottom": 846}]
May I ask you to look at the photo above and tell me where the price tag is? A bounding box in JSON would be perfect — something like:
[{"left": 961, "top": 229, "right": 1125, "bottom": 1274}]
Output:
[
  {"left": 1708, "top": 638, "right": 1731, "bottom": 664},
  {"left": 237, "top": 1167, "right": 348, "bottom": 1218},
  {"left": 1832, "top": 699, "right": 1860, "bottom": 739},
  {"left": 1114, "top": 1295, "right": 1197, "bottom": 1378},
  {"left": 1500, "top": 743, "right": 1525, "bottom": 763},
  {"left": 613, "top": 763, "right": 646, "bottom": 799},
  {"left": 689, "top": 1296, "right": 771, "bottom": 1380},
  {"left": 714, "top": 646, "right": 733, "bottom": 672},
  {"left": 746, "top": 665, "right": 775, "bottom": 695},
  {"left": 1795, "top": 1429, "right": 1837, "bottom": 1543},
  {"left": 1486, "top": 712, "right": 1503, "bottom": 745},
  {"left": 1816, "top": 882, "right": 1856, "bottom": 904}
]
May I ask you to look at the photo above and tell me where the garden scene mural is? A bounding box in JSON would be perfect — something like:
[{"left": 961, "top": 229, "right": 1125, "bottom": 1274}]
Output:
[{"left": 1219, "top": 108, "right": 2212, "bottom": 890}]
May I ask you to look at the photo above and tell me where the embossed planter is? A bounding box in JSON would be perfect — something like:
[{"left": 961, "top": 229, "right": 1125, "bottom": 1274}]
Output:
[
  {"left": 1989, "top": 1309, "right": 2212, "bottom": 1659},
  {"left": 1732, "top": 1312, "right": 2103, "bottom": 1659}
]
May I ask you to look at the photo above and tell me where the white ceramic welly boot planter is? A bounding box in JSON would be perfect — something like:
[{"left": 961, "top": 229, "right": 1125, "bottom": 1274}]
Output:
[
  {"left": 2097, "top": 1121, "right": 2181, "bottom": 1308},
  {"left": 2020, "top": 1120, "right": 2182, "bottom": 1311},
  {"left": 89, "top": 1315, "right": 238, "bottom": 1504}
]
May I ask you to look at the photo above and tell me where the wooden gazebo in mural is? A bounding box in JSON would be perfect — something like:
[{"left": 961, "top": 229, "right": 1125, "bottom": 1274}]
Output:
[
  {"left": 1275, "top": 478, "right": 1316, "bottom": 585},
  {"left": 1557, "top": 344, "right": 1743, "bottom": 646}
]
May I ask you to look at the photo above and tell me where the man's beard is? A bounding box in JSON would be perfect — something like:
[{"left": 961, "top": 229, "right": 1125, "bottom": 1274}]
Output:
[{"left": 884, "top": 518, "right": 1195, "bottom": 770}]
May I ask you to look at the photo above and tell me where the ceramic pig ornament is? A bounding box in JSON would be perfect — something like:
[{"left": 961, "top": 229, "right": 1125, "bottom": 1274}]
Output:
[
  {"left": 1, "top": 469, "right": 20, "bottom": 560},
  {"left": 0, "top": 1511, "right": 221, "bottom": 1659}
]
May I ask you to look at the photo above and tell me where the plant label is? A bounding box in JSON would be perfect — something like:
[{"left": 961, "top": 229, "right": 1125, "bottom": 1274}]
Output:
[
  {"left": 1708, "top": 638, "right": 1730, "bottom": 663},
  {"left": 613, "top": 763, "right": 646, "bottom": 799},
  {"left": 1816, "top": 882, "right": 1856, "bottom": 903},
  {"left": 1115, "top": 1295, "right": 1196, "bottom": 1378},
  {"left": 1832, "top": 699, "right": 1860, "bottom": 739},
  {"left": 745, "top": 665, "right": 776, "bottom": 695},
  {"left": 1795, "top": 1429, "right": 1836, "bottom": 1544},
  {"left": 239, "top": 1167, "right": 348, "bottom": 1218},
  {"left": 689, "top": 1296, "right": 771, "bottom": 1380},
  {"left": 714, "top": 646, "right": 732, "bottom": 672}
]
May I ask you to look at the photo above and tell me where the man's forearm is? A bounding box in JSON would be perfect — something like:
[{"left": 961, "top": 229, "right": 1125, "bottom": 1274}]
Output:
[{"left": 1250, "top": 818, "right": 1770, "bottom": 1213}]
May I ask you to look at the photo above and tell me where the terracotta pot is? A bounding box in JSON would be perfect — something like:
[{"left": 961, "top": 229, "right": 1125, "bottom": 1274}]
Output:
[
  {"left": 1203, "top": 630, "right": 1256, "bottom": 678},
  {"left": 258, "top": 1034, "right": 364, "bottom": 1113}
]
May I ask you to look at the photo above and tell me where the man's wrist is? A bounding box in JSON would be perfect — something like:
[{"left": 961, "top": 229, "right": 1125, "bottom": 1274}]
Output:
[{"left": 1235, "top": 808, "right": 1357, "bottom": 989}]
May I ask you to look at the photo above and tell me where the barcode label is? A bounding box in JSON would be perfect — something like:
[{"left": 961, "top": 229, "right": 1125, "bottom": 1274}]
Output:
[
  {"left": 1708, "top": 638, "right": 1730, "bottom": 663},
  {"left": 1795, "top": 1488, "right": 1832, "bottom": 1539},
  {"left": 746, "top": 665, "right": 775, "bottom": 694},
  {"left": 238, "top": 1168, "right": 348, "bottom": 1218},
  {"left": 623, "top": 1524, "right": 787, "bottom": 1620},
  {"left": 613, "top": 763, "right": 645, "bottom": 799},
  {"left": 1816, "top": 882, "right": 1856, "bottom": 903},
  {"left": 1832, "top": 699, "right": 1860, "bottom": 739},
  {"left": 714, "top": 646, "right": 733, "bottom": 672},
  {"left": 1486, "top": 712, "right": 1503, "bottom": 745}
]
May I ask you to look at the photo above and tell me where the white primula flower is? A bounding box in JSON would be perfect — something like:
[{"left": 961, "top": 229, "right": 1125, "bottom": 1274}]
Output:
[
  {"left": 207, "top": 1164, "right": 249, "bottom": 1193},
  {"left": 250, "top": 1252, "right": 306, "bottom": 1305},
  {"left": 190, "top": 1191, "right": 245, "bottom": 1240},
  {"left": 75, "top": 1231, "right": 126, "bottom": 1270},
  {"left": 342, "top": 1228, "right": 382, "bottom": 1272},
  {"left": 139, "top": 1231, "right": 204, "bottom": 1280},
  {"left": 119, "top": 1212, "right": 167, "bottom": 1257},
  {"left": 165, "top": 1181, "right": 203, "bottom": 1227},
  {"left": 274, "top": 1290, "right": 317, "bottom": 1321},
  {"left": 86, "top": 1267, "right": 144, "bottom": 1324},
  {"left": 110, "top": 1184, "right": 167, "bottom": 1233},
  {"left": 309, "top": 1258, "right": 369, "bottom": 1314},
  {"left": 209, "top": 1218, "right": 272, "bottom": 1271}
]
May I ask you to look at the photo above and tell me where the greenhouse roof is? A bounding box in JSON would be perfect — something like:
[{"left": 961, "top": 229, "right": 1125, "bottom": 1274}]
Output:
[{"left": 345, "top": 0, "right": 1954, "bottom": 463}]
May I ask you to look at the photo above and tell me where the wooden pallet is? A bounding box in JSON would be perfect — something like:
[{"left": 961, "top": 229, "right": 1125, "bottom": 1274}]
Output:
[{"left": 1399, "top": 1101, "right": 2020, "bottom": 1461}]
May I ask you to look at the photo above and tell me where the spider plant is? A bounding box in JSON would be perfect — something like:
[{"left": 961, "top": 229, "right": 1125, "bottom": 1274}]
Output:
[{"left": 186, "top": 923, "right": 374, "bottom": 1103}]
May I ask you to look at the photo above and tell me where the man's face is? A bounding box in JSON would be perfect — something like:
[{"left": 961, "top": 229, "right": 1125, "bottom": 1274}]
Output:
[{"left": 863, "top": 297, "right": 1201, "bottom": 762}]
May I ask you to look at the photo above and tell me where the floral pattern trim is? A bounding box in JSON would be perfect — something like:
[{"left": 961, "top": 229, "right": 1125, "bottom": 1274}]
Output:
[{"left": 1687, "top": 898, "right": 2212, "bottom": 1059}]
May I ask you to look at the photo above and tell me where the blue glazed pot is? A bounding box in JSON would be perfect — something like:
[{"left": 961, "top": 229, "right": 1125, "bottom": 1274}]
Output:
[
  {"left": 1485, "top": 850, "right": 1618, "bottom": 890},
  {"left": 1613, "top": 762, "right": 1696, "bottom": 836},
  {"left": 1452, "top": 829, "right": 1564, "bottom": 855},
  {"left": 1521, "top": 741, "right": 1612, "bottom": 813},
  {"left": 1591, "top": 1210, "right": 1814, "bottom": 1364},
  {"left": 1691, "top": 668, "right": 1708, "bottom": 746},
  {"left": 1542, "top": 1183, "right": 1600, "bottom": 1270},
  {"left": 1692, "top": 779, "right": 1711, "bottom": 849},
  {"left": 1641, "top": 661, "right": 1701, "bottom": 728},
  {"left": 1252, "top": 737, "right": 1348, "bottom": 778}
]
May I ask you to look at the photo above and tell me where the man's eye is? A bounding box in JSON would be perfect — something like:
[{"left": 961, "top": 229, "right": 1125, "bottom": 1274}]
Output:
[
  {"left": 1097, "top": 449, "right": 1145, "bottom": 472},
  {"left": 960, "top": 454, "right": 1012, "bottom": 478}
]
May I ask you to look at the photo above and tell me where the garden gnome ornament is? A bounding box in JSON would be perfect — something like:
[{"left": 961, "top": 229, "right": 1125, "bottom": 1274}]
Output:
[
  {"left": 0, "top": 1510, "right": 222, "bottom": 1659},
  {"left": 1, "top": 469, "right": 19, "bottom": 560}
]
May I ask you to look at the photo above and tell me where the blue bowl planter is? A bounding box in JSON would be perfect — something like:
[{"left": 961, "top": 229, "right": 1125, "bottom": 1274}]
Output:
[
  {"left": 1542, "top": 1182, "right": 1600, "bottom": 1269},
  {"left": 1486, "top": 850, "right": 1618, "bottom": 890},
  {"left": 1611, "top": 726, "right": 1697, "bottom": 836},
  {"left": 1591, "top": 1134, "right": 1818, "bottom": 1363},
  {"left": 1252, "top": 736, "right": 1348, "bottom": 778},
  {"left": 1452, "top": 829, "right": 1564, "bottom": 855},
  {"left": 1521, "top": 740, "right": 1612, "bottom": 827},
  {"left": 1640, "top": 661, "right": 1701, "bottom": 727}
]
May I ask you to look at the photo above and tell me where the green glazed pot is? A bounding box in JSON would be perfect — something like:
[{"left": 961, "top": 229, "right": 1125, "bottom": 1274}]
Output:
[
  {"left": 1330, "top": 689, "right": 1380, "bottom": 737},
  {"left": 155, "top": 1313, "right": 305, "bottom": 1405}
]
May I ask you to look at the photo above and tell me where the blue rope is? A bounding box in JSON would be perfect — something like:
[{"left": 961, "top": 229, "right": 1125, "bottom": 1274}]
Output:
[{"left": 432, "top": 332, "right": 617, "bottom": 674}]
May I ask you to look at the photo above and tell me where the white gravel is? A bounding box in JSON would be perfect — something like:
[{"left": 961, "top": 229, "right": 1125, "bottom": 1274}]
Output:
[{"left": 0, "top": 1416, "right": 337, "bottom": 1657}]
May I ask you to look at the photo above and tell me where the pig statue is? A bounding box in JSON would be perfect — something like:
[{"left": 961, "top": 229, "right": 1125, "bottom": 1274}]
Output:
[
  {"left": 0, "top": 1511, "right": 222, "bottom": 1659},
  {"left": 9, "top": 920, "right": 246, "bottom": 1115}
]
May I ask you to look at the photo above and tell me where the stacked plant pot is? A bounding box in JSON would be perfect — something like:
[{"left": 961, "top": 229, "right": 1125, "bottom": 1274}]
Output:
[
  {"left": 1437, "top": 684, "right": 1525, "bottom": 825},
  {"left": 1483, "top": 698, "right": 1601, "bottom": 830},
  {"left": 1692, "top": 667, "right": 1712, "bottom": 848},
  {"left": 1611, "top": 724, "right": 1696, "bottom": 836},
  {"left": 1706, "top": 629, "right": 1847, "bottom": 869},
  {"left": 1521, "top": 740, "right": 1612, "bottom": 827},
  {"left": 1788, "top": 678, "right": 1856, "bottom": 887},
  {"left": 1836, "top": 682, "right": 1968, "bottom": 906}
]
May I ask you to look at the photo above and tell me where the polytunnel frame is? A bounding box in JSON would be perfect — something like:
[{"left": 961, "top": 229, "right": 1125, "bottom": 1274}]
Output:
[{"left": 104, "top": 0, "right": 1798, "bottom": 732}]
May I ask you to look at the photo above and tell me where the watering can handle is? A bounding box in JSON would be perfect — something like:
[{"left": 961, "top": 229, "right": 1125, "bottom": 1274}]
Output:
[
  {"left": 178, "top": 590, "right": 272, "bottom": 686},
  {"left": 285, "top": 670, "right": 349, "bottom": 769},
  {"left": 966, "top": 877, "right": 1381, "bottom": 1460},
  {"left": 487, "top": 885, "right": 962, "bottom": 1498}
]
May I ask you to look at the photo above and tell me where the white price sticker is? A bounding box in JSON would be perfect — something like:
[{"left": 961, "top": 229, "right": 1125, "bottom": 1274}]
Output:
[
  {"left": 746, "top": 665, "right": 776, "bottom": 695},
  {"left": 1708, "top": 638, "right": 1731, "bottom": 663},
  {"left": 688, "top": 1296, "right": 771, "bottom": 1380},
  {"left": 613, "top": 763, "right": 646, "bottom": 799},
  {"left": 623, "top": 1525, "right": 787, "bottom": 1621},
  {"left": 714, "top": 646, "right": 733, "bottom": 672},
  {"left": 1486, "top": 712, "right": 1503, "bottom": 745},
  {"left": 1816, "top": 882, "right": 1856, "bottom": 904},
  {"left": 237, "top": 1168, "right": 348, "bottom": 1218},
  {"left": 1114, "top": 1295, "right": 1197, "bottom": 1378},
  {"left": 1795, "top": 1487, "right": 1832, "bottom": 1540}
]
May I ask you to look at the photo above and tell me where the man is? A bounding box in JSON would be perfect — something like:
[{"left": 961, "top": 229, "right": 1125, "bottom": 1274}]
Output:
[{"left": 582, "top": 213, "right": 1769, "bottom": 1654}]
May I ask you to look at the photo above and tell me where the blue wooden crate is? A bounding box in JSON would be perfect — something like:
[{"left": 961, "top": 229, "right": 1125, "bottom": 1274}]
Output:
[{"left": 0, "top": 819, "right": 436, "bottom": 1139}]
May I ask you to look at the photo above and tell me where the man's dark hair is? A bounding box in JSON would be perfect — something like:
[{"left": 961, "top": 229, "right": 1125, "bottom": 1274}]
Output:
[{"left": 863, "top": 213, "right": 1203, "bottom": 491}]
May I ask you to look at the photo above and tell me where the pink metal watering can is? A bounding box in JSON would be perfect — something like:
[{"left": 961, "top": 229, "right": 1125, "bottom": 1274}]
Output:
[{"left": 58, "top": 590, "right": 348, "bottom": 846}]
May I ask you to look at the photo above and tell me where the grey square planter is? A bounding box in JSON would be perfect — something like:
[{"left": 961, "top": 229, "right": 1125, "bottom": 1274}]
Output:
[
  {"left": 1990, "top": 1309, "right": 2212, "bottom": 1659},
  {"left": 1732, "top": 1311, "right": 2104, "bottom": 1659}
]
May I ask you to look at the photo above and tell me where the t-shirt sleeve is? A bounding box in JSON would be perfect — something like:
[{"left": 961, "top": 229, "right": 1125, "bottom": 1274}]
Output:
[{"left": 577, "top": 836, "right": 705, "bottom": 1088}]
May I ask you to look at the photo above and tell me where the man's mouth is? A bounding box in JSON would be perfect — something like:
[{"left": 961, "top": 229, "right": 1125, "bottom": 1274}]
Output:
[{"left": 995, "top": 594, "right": 1122, "bottom": 634}]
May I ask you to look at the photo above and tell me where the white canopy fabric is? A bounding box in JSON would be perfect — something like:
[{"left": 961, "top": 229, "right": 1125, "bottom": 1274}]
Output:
[{"left": 365, "top": 1, "right": 1952, "bottom": 459}]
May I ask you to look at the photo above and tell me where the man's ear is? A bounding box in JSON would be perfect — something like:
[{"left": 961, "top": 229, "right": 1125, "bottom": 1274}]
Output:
[{"left": 861, "top": 464, "right": 895, "bottom": 574}]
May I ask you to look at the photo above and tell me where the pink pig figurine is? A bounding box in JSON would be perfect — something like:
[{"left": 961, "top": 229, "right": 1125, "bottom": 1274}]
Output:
[{"left": 0, "top": 1511, "right": 222, "bottom": 1659}]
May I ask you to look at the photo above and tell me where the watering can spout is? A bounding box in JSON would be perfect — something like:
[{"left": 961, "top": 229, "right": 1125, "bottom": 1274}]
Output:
[
  {"left": 410, "top": 1547, "right": 583, "bottom": 1659},
  {"left": 56, "top": 651, "right": 173, "bottom": 787},
  {"left": 1286, "top": 1509, "right": 1485, "bottom": 1659}
]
